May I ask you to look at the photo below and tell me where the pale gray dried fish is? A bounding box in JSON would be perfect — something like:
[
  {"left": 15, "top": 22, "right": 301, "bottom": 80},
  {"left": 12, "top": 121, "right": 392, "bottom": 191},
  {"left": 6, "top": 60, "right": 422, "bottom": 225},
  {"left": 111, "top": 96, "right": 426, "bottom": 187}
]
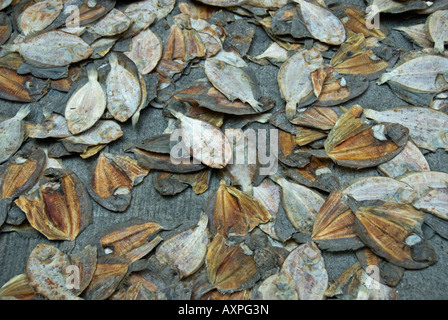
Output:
[
  {"left": 87, "top": 8, "right": 131, "bottom": 37},
  {"left": 377, "top": 54, "right": 448, "bottom": 94},
  {"left": 364, "top": 107, "right": 448, "bottom": 152},
  {"left": 0, "top": 106, "right": 30, "bottom": 164},
  {"left": 413, "top": 188, "right": 448, "bottom": 221},
  {"left": 65, "top": 64, "right": 106, "bottom": 135},
  {"left": 426, "top": 10, "right": 448, "bottom": 53},
  {"left": 125, "top": 28, "right": 162, "bottom": 75},
  {"left": 0, "top": 0, "right": 12, "bottom": 10},
  {"left": 253, "top": 179, "right": 281, "bottom": 240},
  {"left": 156, "top": 214, "right": 209, "bottom": 278},
  {"left": 122, "top": 1, "right": 156, "bottom": 38},
  {"left": 342, "top": 176, "right": 417, "bottom": 204},
  {"left": 62, "top": 120, "right": 123, "bottom": 148},
  {"left": 4, "top": 30, "right": 93, "bottom": 68},
  {"left": 271, "top": 175, "right": 325, "bottom": 234},
  {"left": 398, "top": 171, "right": 448, "bottom": 198},
  {"left": 378, "top": 141, "right": 430, "bottom": 178},
  {"left": 281, "top": 242, "right": 328, "bottom": 300},
  {"left": 366, "top": 0, "right": 428, "bottom": 19},
  {"left": 294, "top": 0, "right": 346, "bottom": 45},
  {"left": 170, "top": 109, "right": 232, "bottom": 169},
  {"left": 252, "top": 271, "right": 298, "bottom": 300},
  {"left": 248, "top": 42, "right": 289, "bottom": 66},
  {"left": 16, "top": 0, "right": 64, "bottom": 36},
  {"left": 395, "top": 24, "right": 433, "bottom": 49},
  {"left": 278, "top": 48, "right": 325, "bottom": 119},
  {"left": 204, "top": 58, "right": 262, "bottom": 112},
  {"left": 106, "top": 53, "right": 142, "bottom": 122}
]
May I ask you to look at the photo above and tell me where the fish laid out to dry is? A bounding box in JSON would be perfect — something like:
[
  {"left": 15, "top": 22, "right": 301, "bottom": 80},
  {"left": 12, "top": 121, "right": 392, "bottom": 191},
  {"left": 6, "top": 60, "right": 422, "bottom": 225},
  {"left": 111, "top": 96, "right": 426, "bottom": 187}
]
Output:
[
  {"left": 278, "top": 48, "right": 326, "bottom": 119},
  {"left": 426, "top": 10, "right": 448, "bottom": 53},
  {"left": 0, "top": 106, "right": 30, "bottom": 164},
  {"left": 15, "top": 0, "right": 64, "bottom": 37}
]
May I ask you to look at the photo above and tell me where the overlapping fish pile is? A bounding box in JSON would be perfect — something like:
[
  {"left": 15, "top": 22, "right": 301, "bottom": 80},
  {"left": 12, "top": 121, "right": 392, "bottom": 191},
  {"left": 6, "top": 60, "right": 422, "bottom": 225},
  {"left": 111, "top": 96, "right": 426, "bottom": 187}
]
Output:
[{"left": 0, "top": 0, "right": 448, "bottom": 300}]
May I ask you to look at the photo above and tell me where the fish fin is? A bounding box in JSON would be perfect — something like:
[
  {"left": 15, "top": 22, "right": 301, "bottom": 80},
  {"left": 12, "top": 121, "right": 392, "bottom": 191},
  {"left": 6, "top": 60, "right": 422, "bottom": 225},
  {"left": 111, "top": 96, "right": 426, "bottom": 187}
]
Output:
[
  {"left": 131, "top": 110, "right": 140, "bottom": 128},
  {"left": 248, "top": 99, "right": 263, "bottom": 113}
]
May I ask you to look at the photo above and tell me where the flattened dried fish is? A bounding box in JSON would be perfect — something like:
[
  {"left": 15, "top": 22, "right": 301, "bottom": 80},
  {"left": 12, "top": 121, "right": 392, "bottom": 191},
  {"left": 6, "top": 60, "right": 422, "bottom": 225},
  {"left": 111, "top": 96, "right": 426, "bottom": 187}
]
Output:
[
  {"left": 278, "top": 48, "right": 325, "bottom": 119},
  {"left": 5, "top": 30, "right": 93, "bottom": 67},
  {"left": 290, "top": 106, "right": 338, "bottom": 131},
  {"left": 252, "top": 271, "right": 298, "bottom": 300},
  {"left": 294, "top": 0, "right": 346, "bottom": 45},
  {"left": 281, "top": 242, "right": 328, "bottom": 300},
  {"left": 324, "top": 105, "right": 409, "bottom": 169},
  {"left": 156, "top": 214, "right": 209, "bottom": 278},
  {"left": 206, "top": 233, "right": 259, "bottom": 293},
  {"left": 65, "top": 64, "right": 106, "bottom": 134},
  {"left": 0, "top": 274, "right": 36, "bottom": 300},
  {"left": 170, "top": 109, "right": 232, "bottom": 169},
  {"left": 0, "top": 12, "right": 12, "bottom": 45},
  {"left": 16, "top": 0, "right": 64, "bottom": 36},
  {"left": 106, "top": 53, "right": 142, "bottom": 122},
  {"left": 87, "top": 8, "right": 131, "bottom": 37},
  {"left": 354, "top": 202, "right": 437, "bottom": 269},
  {"left": 0, "top": 67, "right": 49, "bottom": 102},
  {"left": 271, "top": 175, "right": 325, "bottom": 234},
  {"left": 395, "top": 24, "right": 433, "bottom": 49},
  {"left": 15, "top": 167, "right": 93, "bottom": 241},
  {"left": 25, "top": 112, "right": 71, "bottom": 139},
  {"left": 426, "top": 10, "right": 448, "bottom": 53},
  {"left": 62, "top": 120, "right": 123, "bottom": 147},
  {"left": 206, "top": 180, "right": 271, "bottom": 238},
  {"left": 413, "top": 188, "right": 448, "bottom": 220},
  {"left": 124, "top": 28, "right": 162, "bottom": 75},
  {"left": 204, "top": 58, "right": 262, "bottom": 112},
  {"left": 364, "top": 107, "right": 448, "bottom": 152},
  {"left": 342, "top": 176, "right": 417, "bottom": 204},
  {"left": 378, "top": 54, "right": 448, "bottom": 94},
  {"left": 378, "top": 141, "right": 430, "bottom": 178},
  {"left": 0, "top": 106, "right": 30, "bottom": 164},
  {"left": 398, "top": 171, "right": 448, "bottom": 198}
]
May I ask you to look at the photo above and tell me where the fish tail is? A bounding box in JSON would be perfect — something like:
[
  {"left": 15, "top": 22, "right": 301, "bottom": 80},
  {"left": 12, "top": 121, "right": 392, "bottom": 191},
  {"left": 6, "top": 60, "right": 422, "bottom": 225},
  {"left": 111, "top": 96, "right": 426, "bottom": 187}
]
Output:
[
  {"left": 376, "top": 73, "right": 390, "bottom": 86},
  {"left": 131, "top": 110, "right": 140, "bottom": 128},
  {"left": 108, "top": 52, "right": 118, "bottom": 67},
  {"left": 16, "top": 105, "right": 31, "bottom": 120},
  {"left": 249, "top": 99, "right": 263, "bottom": 112},
  {"left": 270, "top": 174, "right": 285, "bottom": 186},
  {"left": 87, "top": 63, "right": 99, "bottom": 81},
  {"left": 285, "top": 101, "right": 297, "bottom": 120}
]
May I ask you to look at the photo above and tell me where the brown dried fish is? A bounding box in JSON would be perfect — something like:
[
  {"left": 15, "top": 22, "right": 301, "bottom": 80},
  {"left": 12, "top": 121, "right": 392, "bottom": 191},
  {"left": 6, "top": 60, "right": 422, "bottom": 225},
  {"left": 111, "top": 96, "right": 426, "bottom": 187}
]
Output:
[
  {"left": 0, "top": 67, "right": 49, "bottom": 103},
  {"left": 312, "top": 190, "right": 363, "bottom": 251},
  {"left": 340, "top": 7, "right": 386, "bottom": 40},
  {"left": 125, "top": 28, "right": 162, "bottom": 75},
  {"left": 342, "top": 176, "right": 417, "bottom": 204},
  {"left": 290, "top": 106, "right": 338, "bottom": 131},
  {"left": 16, "top": 0, "right": 64, "bottom": 36},
  {"left": 281, "top": 242, "right": 328, "bottom": 300},
  {"left": 206, "top": 180, "right": 271, "bottom": 238},
  {"left": 15, "top": 167, "right": 92, "bottom": 241},
  {"left": 378, "top": 141, "right": 430, "bottom": 178},
  {"left": 205, "top": 58, "right": 262, "bottom": 112},
  {"left": 206, "top": 233, "right": 260, "bottom": 293},
  {"left": 65, "top": 64, "right": 106, "bottom": 134},
  {"left": 106, "top": 53, "right": 142, "bottom": 122},
  {"left": 426, "top": 10, "right": 448, "bottom": 53},
  {"left": 5, "top": 30, "right": 93, "bottom": 67},
  {"left": 364, "top": 107, "right": 448, "bottom": 152},
  {"left": 90, "top": 152, "right": 149, "bottom": 212},
  {"left": 354, "top": 202, "right": 437, "bottom": 269},
  {"left": 154, "top": 169, "right": 211, "bottom": 196},
  {"left": 333, "top": 49, "right": 390, "bottom": 79},
  {"left": 324, "top": 105, "right": 409, "bottom": 169},
  {"left": 271, "top": 175, "right": 325, "bottom": 234},
  {"left": 0, "top": 274, "right": 37, "bottom": 300},
  {"left": 294, "top": 0, "right": 346, "bottom": 45},
  {"left": 278, "top": 48, "right": 325, "bottom": 119},
  {"left": 0, "top": 12, "right": 11, "bottom": 45},
  {"left": 156, "top": 214, "right": 209, "bottom": 278},
  {"left": 170, "top": 109, "right": 232, "bottom": 169}
]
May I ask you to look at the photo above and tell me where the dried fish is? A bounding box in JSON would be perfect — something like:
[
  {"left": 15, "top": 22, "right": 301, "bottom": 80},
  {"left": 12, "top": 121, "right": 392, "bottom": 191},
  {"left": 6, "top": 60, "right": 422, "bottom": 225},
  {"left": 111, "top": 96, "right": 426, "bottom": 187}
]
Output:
[
  {"left": 356, "top": 248, "right": 405, "bottom": 287},
  {"left": 294, "top": 0, "right": 346, "bottom": 45},
  {"left": 87, "top": 8, "right": 131, "bottom": 38},
  {"left": 153, "top": 170, "right": 209, "bottom": 196},
  {"left": 252, "top": 271, "right": 298, "bottom": 300},
  {"left": 248, "top": 42, "right": 288, "bottom": 66},
  {"left": 0, "top": 106, "right": 30, "bottom": 164},
  {"left": 312, "top": 190, "right": 363, "bottom": 252},
  {"left": 354, "top": 202, "right": 437, "bottom": 269},
  {"left": 206, "top": 180, "right": 271, "bottom": 238},
  {"left": 170, "top": 109, "right": 232, "bottom": 169},
  {"left": 16, "top": 0, "right": 64, "bottom": 36},
  {"left": 62, "top": 120, "right": 123, "bottom": 149},
  {"left": 271, "top": 175, "right": 325, "bottom": 234},
  {"left": 426, "top": 10, "right": 448, "bottom": 53},
  {"left": 65, "top": 64, "right": 106, "bottom": 134},
  {"left": 106, "top": 53, "right": 142, "bottom": 123},
  {"left": 0, "top": 274, "right": 37, "bottom": 300},
  {"left": 290, "top": 106, "right": 338, "bottom": 131},
  {"left": 100, "top": 221, "right": 163, "bottom": 256},
  {"left": 25, "top": 113, "right": 71, "bottom": 140},
  {"left": 324, "top": 105, "right": 409, "bottom": 169},
  {"left": 15, "top": 167, "right": 93, "bottom": 241},
  {"left": 413, "top": 188, "right": 448, "bottom": 220},
  {"left": 364, "top": 107, "right": 448, "bottom": 152},
  {"left": 333, "top": 49, "right": 390, "bottom": 80},
  {"left": 395, "top": 24, "right": 433, "bottom": 49},
  {"left": 253, "top": 179, "right": 281, "bottom": 240},
  {"left": 398, "top": 171, "right": 448, "bottom": 199},
  {"left": 205, "top": 58, "right": 262, "bottom": 112},
  {"left": 340, "top": 7, "right": 386, "bottom": 40},
  {"left": 156, "top": 214, "right": 209, "bottom": 278},
  {"left": 278, "top": 48, "right": 325, "bottom": 119},
  {"left": 0, "top": 67, "right": 50, "bottom": 103},
  {"left": 366, "top": 0, "right": 428, "bottom": 18},
  {"left": 124, "top": 28, "right": 162, "bottom": 75},
  {"left": 342, "top": 176, "right": 417, "bottom": 204},
  {"left": 179, "top": 1, "right": 216, "bottom": 19},
  {"left": 377, "top": 54, "right": 448, "bottom": 94},
  {"left": 89, "top": 152, "right": 149, "bottom": 212},
  {"left": 281, "top": 242, "right": 328, "bottom": 300},
  {"left": 5, "top": 30, "right": 93, "bottom": 68},
  {"left": 206, "top": 233, "right": 260, "bottom": 293},
  {"left": 0, "top": 12, "right": 11, "bottom": 45},
  {"left": 378, "top": 141, "right": 430, "bottom": 178},
  {"left": 0, "top": 0, "right": 11, "bottom": 11}
]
